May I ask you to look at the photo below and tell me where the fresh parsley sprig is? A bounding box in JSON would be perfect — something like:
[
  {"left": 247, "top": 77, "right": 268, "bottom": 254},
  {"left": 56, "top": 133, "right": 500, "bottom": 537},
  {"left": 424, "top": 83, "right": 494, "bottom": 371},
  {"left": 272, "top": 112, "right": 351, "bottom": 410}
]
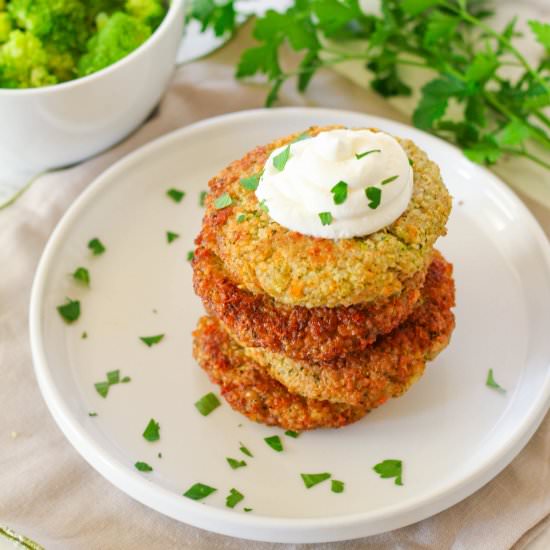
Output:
[{"left": 188, "top": 0, "right": 550, "bottom": 171}]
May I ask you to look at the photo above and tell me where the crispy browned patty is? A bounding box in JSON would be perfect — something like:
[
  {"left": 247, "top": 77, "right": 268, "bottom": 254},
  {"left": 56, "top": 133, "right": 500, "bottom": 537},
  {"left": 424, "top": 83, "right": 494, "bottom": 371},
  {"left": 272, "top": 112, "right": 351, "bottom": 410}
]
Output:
[
  {"left": 193, "top": 245, "right": 428, "bottom": 362},
  {"left": 192, "top": 253, "right": 455, "bottom": 429},
  {"left": 241, "top": 251, "right": 455, "bottom": 406},
  {"left": 197, "top": 126, "right": 451, "bottom": 308},
  {"left": 193, "top": 316, "right": 367, "bottom": 431}
]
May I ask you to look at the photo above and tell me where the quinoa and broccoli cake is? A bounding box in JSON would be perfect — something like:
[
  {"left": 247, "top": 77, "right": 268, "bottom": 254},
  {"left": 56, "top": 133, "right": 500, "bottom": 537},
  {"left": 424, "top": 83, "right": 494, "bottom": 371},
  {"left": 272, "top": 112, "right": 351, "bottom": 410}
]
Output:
[{"left": 192, "top": 126, "right": 455, "bottom": 430}]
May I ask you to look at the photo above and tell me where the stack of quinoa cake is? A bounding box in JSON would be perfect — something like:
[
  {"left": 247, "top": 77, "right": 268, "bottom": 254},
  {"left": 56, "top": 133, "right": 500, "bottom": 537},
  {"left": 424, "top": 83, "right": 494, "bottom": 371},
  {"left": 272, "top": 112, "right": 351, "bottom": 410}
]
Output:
[{"left": 192, "top": 126, "right": 455, "bottom": 432}]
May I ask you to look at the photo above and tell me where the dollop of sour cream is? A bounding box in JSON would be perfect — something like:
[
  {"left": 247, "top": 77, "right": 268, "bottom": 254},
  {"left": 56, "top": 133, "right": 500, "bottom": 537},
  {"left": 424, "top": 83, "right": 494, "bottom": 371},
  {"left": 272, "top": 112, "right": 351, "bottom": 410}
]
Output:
[{"left": 255, "top": 129, "right": 413, "bottom": 239}]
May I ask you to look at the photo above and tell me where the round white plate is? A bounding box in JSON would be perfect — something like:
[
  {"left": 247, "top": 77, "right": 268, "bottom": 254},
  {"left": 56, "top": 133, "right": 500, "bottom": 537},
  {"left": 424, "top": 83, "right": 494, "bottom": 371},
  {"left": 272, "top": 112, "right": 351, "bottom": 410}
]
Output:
[{"left": 30, "top": 108, "right": 550, "bottom": 544}]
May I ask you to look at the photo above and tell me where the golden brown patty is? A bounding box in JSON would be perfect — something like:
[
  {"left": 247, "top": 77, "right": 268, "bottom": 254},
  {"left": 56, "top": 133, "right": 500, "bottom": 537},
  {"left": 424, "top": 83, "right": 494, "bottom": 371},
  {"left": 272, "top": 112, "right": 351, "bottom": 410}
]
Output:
[
  {"left": 193, "top": 316, "right": 367, "bottom": 431},
  {"left": 197, "top": 126, "right": 452, "bottom": 308},
  {"left": 241, "top": 251, "right": 455, "bottom": 406},
  {"left": 193, "top": 245, "right": 428, "bottom": 362},
  {"left": 192, "top": 253, "right": 454, "bottom": 429}
]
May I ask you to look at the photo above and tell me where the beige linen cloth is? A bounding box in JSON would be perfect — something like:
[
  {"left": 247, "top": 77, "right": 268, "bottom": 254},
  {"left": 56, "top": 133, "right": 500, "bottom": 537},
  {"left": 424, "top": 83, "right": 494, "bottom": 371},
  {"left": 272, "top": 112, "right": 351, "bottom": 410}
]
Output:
[{"left": 1, "top": 33, "right": 550, "bottom": 550}]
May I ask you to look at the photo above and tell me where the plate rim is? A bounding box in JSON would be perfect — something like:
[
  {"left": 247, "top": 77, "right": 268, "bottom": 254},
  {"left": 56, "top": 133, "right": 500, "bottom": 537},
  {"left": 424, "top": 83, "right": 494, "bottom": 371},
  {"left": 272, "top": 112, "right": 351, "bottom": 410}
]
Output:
[{"left": 29, "top": 107, "right": 550, "bottom": 543}]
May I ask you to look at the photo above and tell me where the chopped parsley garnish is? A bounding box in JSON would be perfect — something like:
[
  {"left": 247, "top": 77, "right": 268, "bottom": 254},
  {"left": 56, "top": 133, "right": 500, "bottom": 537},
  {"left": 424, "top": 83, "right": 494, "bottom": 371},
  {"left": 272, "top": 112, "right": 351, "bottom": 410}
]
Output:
[
  {"left": 187, "top": 251, "right": 195, "bottom": 261},
  {"left": 88, "top": 411, "right": 97, "bottom": 417},
  {"left": 94, "top": 381, "right": 110, "bottom": 398},
  {"left": 73, "top": 267, "right": 90, "bottom": 287},
  {"left": 195, "top": 392, "right": 221, "bottom": 416},
  {"left": 330, "top": 181, "right": 348, "bottom": 205},
  {"left": 264, "top": 435, "right": 283, "bottom": 452},
  {"left": 331, "top": 480, "right": 344, "bottom": 493},
  {"left": 135, "top": 461, "right": 153, "bottom": 472},
  {"left": 226, "top": 457, "right": 247, "bottom": 469},
  {"left": 355, "top": 149, "right": 381, "bottom": 159},
  {"left": 183, "top": 483, "right": 216, "bottom": 501},
  {"left": 258, "top": 200, "right": 269, "bottom": 213},
  {"left": 142, "top": 419, "right": 160, "bottom": 442},
  {"left": 214, "top": 192, "right": 233, "bottom": 209},
  {"left": 236, "top": 214, "right": 246, "bottom": 223},
  {"left": 239, "top": 443, "right": 253, "bottom": 457},
  {"left": 140, "top": 334, "right": 164, "bottom": 347},
  {"left": 167, "top": 188, "right": 185, "bottom": 203},
  {"left": 158, "top": 452, "right": 162, "bottom": 458},
  {"left": 365, "top": 186, "right": 382, "bottom": 209},
  {"left": 408, "top": 158, "right": 414, "bottom": 167},
  {"left": 57, "top": 299, "right": 80, "bottom": 323},
  {"left": 94, "top": 370, "right": 130, "bottom": 398},
  {"left": 244, "top": 507, "right": 253, "bottom": 512},
  {"left": 273, "top": 145, "right": 291, "bottom": 171},
  {"left": 373, "top": 459, "right": 403, "bottom": 486},
  {"left": 226, "top": 488, "right": 244, "bottom": 508},
  {"left": 301, "top": 472, "right": 331, "bottom": 489},
  {"left": 293, "top": 132, "right": 310, "bottom": 142},
  {"left": 166, "top": 231, "right": 179, "bottom": 244},
  {"left": 486, "top": 369, "right": 506, "bottom": 393},
  {"left": 381, "top": 175, "right": 399, "bottom": 185},
  {"left": 88, "top": 238, "right": 106, "bottom": 255},
  {"left": 81, "top": 331, "right": 88, "bottom": 339},
  {"left": 199, "top": 191, "right": 208, "bottom": 207},
  {"left": 240, "top": 173, "right": 261, "bottom": 191},
  {"left": 318, "top": 212, "right": 333, "bottom": 226},
  {"left": 285, "top": 430, "right": 299, "bottom": 438}
]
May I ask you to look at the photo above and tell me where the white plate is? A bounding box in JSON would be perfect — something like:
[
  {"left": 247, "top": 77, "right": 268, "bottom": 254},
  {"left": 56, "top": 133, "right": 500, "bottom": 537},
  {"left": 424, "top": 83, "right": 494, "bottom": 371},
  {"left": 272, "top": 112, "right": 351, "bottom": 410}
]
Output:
[{"left": 30, "top": 108, "right": 550, "bottom": 544}]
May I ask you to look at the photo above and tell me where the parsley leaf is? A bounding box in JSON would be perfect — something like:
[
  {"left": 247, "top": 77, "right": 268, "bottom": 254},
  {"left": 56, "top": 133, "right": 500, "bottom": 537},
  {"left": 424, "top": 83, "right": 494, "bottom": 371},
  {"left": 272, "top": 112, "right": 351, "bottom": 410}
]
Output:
[
  {"left": 273, "top": 145, "right": 291, "bottom": 171},
  {"left": 94, "top": 381, "right": 110, "bottom": 398},
  {"left": 167, "top": 188, "right": 185, "bottom": 203},
  {"left": 142, "top": 419, "right": 160, "bottom": 442},
  {"left": 226, "top": 488, "right": 244, "bottom": 508},
  {"left": 486, "top": 368, "right": 506, "bottom": 393},
  {"left": 166, "top": 231, "right": 179, "bottom": 244},
  {"left": 88, "top": 238, "right": 106, "bottom": 256},
  {"left": 236, "top": 214, "right": 246, "bottom": 223},
  {"left": 195, "top": 392, "right": 221, "bottom": 416},
  {"left": 226, "top": 457, "right": 247, "bottom": 469},
  {"left": 140, "top": 334, "right": 164, "bottom": 347},
  {"left": 264, "top": 435, "right": 283, "bottom": 452},
  {"left": 240, "top": 174, "right": 261, "bottom": 191},
  {"left": 183, "top": 483, "right": 216, "bottom": 500},
  {"left": 214, "top": 192, "right": 233, "bottom": 209},
  {"left": 381, "top": 175, "right": 399, "bottom": 185},
  {"left": 529, "top": 20, "right": 550, "bottom": 51},
  {"left": 355, "top": 149, "right": 381, "bottom": 159},
  {"left": 301, "top": 472, "right": 331, "bottom": 488},
  {"left": 187, "top": 251, "right": 195, "bottom": 261},
  {"left": 106, "top": 370, "right": 120, "bottom": 385},
  {"left": 285, "top": 430, "right": 299, "bottom": 438},
  {"left": 135, "top": 461, "right": 153, "bottom": 472},
  {"left": 373, "top": 459, "right": 403, "bottom": 486},
  {"left": 365, "top": 187, "right": 382, "bottom": 209},
  {"left": 330, "top": 181, "right": 348, "bottom": 205},
  {"left": 331, "top": 480, "right": 345, "bottom": 493},
  {"left": 239, "top": 443, "right": 253, "bottom": 457},
  {"left": 73, "top": 267, "right": 90, "bottom": 287},
  {"left": 57, "top": 299, "right": 80, "bottom": 323},
  {"left": 199, "top": 191, "right": 208, "bottom": 207},
  {"left": 318, "top": 212, "right": 333, "bottom": 225}
]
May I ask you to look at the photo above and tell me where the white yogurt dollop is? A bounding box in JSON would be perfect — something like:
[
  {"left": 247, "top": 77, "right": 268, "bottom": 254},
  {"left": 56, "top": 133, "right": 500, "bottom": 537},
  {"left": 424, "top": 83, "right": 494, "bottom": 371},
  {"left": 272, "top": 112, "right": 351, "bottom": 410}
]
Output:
[{"left": 255, "top": 129, "right": 413, "bottom": 239}]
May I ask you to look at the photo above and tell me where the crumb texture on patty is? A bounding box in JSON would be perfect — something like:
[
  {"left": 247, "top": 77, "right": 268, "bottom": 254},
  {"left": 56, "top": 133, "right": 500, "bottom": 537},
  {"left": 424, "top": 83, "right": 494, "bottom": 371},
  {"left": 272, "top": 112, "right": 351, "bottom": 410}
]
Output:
[
  {"left": 193, "top": 245, "right": 428, "bottom": 362},
  {"left": 197, "top": 126, "right": 452, "bottom": 308}
]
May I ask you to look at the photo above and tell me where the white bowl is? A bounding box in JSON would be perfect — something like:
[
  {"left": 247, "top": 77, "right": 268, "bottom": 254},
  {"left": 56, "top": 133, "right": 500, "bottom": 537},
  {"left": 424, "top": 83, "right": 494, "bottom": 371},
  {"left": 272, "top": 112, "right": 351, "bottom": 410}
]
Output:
[{"left": 0, "top": 0, "right": 184, "bottom": 172}]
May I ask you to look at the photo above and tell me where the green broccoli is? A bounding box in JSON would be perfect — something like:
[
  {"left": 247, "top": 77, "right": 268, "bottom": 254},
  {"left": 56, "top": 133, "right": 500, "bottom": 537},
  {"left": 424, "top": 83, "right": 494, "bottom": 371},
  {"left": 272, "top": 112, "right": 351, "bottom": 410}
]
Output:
[
  {"left": 77, "top": 12, "right": 151, "bottom": 77},
  {"left": 0, "top": 12, "right": 12, "bottom": 44},
  {"left": 125, "top": 0, "right": 167, "bottom": 30},
  {"left": 8, "top": 0, "right": 89, "bottom": 53},
  {"left": 0, "top": 29, "right": 57, "bottom": 88}
]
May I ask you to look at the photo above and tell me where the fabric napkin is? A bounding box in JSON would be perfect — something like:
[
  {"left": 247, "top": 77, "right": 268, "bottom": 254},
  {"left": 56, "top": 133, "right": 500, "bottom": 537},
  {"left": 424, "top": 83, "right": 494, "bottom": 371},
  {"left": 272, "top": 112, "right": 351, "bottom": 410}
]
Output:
[{"left": 1, "top": 31, "right": 550, "bottom": 550}]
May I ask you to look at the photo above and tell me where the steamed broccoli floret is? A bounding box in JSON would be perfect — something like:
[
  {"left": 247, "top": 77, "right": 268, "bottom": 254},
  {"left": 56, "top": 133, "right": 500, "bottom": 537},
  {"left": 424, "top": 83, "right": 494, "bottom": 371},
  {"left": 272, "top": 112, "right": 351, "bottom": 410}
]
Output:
[
  {"left": 45, "top": 44, "right": 77, "bottom": 81},
  {"left": 8, "top": 0, "right": 89, "bottom": 54},
  {"left": 0, "top": 12, "right": 12, "bottom": 44},
  {"left": 77, "top": 12, "right": 151, "bottom": 77},
  {"left": 125, "top": 0, "right": 166, "bottom": 30},
  {"left": 0, "top": 29, "right": 57, "bottom": 88}
]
